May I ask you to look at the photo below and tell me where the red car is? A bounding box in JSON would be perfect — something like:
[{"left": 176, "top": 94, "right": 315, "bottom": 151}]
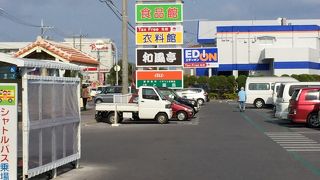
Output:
[
  {"left": 288, "top": 87, "right": 320, "bottom": 128},
  {"left": 129, "top": 94, "right": 193, "bottom": 121}
]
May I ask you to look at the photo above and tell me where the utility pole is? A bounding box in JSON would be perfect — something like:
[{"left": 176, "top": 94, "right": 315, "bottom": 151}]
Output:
[
  {"left": 40, "top": 19, "right": 53, "bottom": 39},
  {"left": 69, "top": 34, "right": 87, "bottom": 51},
  {"left": 122, "top": 0, "right": 129, "bottom": 94}
]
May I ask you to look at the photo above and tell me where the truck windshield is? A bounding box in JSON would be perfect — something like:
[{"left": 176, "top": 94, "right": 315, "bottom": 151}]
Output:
[{"left": 155, "top": 87, "right": 167, "bottom": 100}]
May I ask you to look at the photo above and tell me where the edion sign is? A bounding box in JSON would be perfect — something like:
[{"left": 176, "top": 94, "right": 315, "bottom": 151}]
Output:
[{"left": 183, "top": 48, "right": 218, "bottom": 68}]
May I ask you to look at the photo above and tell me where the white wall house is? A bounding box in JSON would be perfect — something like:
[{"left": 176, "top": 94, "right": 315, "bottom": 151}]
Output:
[
  {"left": 63, "top": 38, "right": 117, "bottom": 73},
  {"left": 197, "top": 19, "right": 320, "bottom": 77}
]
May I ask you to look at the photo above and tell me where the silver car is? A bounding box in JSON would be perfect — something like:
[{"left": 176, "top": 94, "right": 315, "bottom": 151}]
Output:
[
  {"left": 175, "top": 88, "right": 208, "bottom": 105},
  {"left": 94, "top": 86, "right": 123, "bottom": 103}
]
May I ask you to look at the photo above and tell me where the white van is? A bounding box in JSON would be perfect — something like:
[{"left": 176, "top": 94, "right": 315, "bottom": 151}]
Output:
[
  {"left": 245, "top": 77, "right": 298, "bottom": 108},
  {"left": 275, "top": 82, "right": 320, "bottom": 119},
  {"left": 272, "top": 80, "right": 299, "bottom": 104}
]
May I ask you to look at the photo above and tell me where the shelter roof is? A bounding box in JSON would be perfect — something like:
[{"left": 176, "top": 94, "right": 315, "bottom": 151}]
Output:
[{"left": 14, "top": 37, "right": 99, "bottom": 66}]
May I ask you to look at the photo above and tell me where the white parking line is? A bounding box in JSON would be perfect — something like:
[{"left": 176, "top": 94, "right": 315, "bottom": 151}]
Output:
[
  {"left": 287, "top": 149, "right": 320, "bottom": 152},
  {"left": 266, "top": 132, "right": 320, "bottom": 152},
  {"left": 290, "top": 131, "right": 320, "bottom": 134}
]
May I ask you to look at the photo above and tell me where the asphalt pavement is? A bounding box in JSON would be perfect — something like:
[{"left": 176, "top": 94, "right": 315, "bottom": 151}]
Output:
[{"left": 41, "top": 100, "right": 320, "bottom": 180}]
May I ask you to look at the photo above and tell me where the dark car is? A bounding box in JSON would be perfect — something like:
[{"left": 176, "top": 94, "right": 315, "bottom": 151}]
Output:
[{"left": 158, "top": 87, "right": 199, "bottom": 113}]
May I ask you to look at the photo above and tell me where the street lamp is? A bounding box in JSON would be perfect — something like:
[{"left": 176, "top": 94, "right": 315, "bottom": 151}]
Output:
[{"left": 112, "top": 42, "right": 119, "bottom": 85}]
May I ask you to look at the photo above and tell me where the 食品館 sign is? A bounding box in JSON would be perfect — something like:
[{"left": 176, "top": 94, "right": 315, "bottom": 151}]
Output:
[
  {"left": 0, "top": 83, "right": 17, "bottom": 179},
  {"left": 135, "top": 4, "right": 183, "bottom": 23},
  {"left": 136, "top": 48, "right": 182, "bottom": 67},
  {"left": 136, "top": 70, "right": 183, "bottom": 89},
  {"left": 136, "top": 25, "right": 183, "bottom": 45}
]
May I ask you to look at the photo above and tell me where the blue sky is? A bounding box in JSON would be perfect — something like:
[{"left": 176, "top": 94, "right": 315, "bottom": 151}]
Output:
[{"left": 1, "top": 0, "right": 320, "bottom": 61}]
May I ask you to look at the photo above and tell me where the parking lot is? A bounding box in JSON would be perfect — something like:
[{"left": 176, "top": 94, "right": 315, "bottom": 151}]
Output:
[{"left": 49, "top": 100, "right": 320, "bottom": 180}]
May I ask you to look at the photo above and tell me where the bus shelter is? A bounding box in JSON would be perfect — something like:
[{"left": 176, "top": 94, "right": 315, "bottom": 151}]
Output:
[{"left": 0, "top": 53, "right": 81, "bottom": 179}]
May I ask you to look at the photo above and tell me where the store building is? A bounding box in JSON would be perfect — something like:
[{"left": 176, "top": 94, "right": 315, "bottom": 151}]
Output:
[
  {"left": 197, "top": 18, "right": 320, "bottom": 77},
  {"left": 0, "top": 42, "right": 30, "bottom": 55},
  {"left": 63, "top": 38, "right": 117, "bottom": 83}
]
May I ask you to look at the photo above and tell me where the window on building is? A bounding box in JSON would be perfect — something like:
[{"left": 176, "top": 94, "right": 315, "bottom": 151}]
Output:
[
  {"left": 248, "top": 83, "right": 270, "bottom": 90},
  {"left": 257, "top": 36, "right": 276, "bottom": 45}
]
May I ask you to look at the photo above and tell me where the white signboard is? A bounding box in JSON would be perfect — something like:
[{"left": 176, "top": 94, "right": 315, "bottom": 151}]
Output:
[{"left": 0, "top": 83, "right": 17, "bottom": 180}]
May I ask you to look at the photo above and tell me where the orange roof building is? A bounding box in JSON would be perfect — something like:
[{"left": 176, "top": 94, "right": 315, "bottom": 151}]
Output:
[{"left": 15, "top": 36, "right": 99, "bottom": 67}]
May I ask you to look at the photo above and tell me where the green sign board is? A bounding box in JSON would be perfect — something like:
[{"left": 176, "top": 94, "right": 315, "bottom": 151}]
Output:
[
  {"left": 135, "top": 4, "right": 183, "bottom": 23},
  {"left": 137, "top": 80, "right": 183, "bottom": 88},
  {"left": 0, "top": 85, "right": 16, "bottom": 106}
]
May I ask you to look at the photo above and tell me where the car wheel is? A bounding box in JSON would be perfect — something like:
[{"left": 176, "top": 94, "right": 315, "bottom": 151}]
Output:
[
  {"left": 177, "top": 111, "right": 187, "bottom": 121},
  {"left": 95, "top": 99, "right": 103, "bottom": 104},
  {"left": 107, "top": 112, "right": 116, "bottom": 124},
  {"left": 254, "top": 99, "right": 264, "bottom": 108},
  {"left": 307, "top": 113, "right": 320, "bottom": 128},
  {"left": 155, "top": 113, "right": 168, "bottom": 124},
  {"left": 197, "top": 98, "right": 205, "bottom": 106},
  {"left": 95, "top": 112, "right": 103, "bottom": 122}
]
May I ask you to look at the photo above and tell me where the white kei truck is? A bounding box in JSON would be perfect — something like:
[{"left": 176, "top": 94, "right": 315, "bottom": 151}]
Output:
[{"left": 95, "top": 86, "right": 173, "bottom": 124}]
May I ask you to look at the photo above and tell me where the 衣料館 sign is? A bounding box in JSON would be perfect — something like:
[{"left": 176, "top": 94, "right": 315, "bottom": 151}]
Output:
[
  {"left": 136, "top": 48, "right": 182, "bottom": 67},
  {"left": 183, "top": 48, "right": 218, "bottom": 68}
]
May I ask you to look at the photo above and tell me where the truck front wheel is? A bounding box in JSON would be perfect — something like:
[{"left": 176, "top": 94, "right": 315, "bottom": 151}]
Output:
[
  {"left": 107, "top": 112, "right": 116, "bottom": 124},
  {"left": 155, "top": 113, "right": 169, "bottom": 124}
]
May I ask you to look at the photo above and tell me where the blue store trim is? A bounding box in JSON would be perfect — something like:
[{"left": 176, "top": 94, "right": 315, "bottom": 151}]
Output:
[
  {"left": 217, "top": 25, "right": 320, "bottom": 33},
  {"left": 197, "top": 38, "right": 216, "bottom": 44},
  {"left": 218, "top": 63, "right": 270, "bottom": 71},
  {"left": 274, "top": 61, "right": 320, "bottom": 69},
  {"left": 195, "top": 62, "right": 320, "bottom": 76}
]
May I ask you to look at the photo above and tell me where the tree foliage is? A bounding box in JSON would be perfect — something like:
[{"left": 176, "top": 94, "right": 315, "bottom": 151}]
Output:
[{"left": 107, "top": 60, "right": 134, "bottom": 85}]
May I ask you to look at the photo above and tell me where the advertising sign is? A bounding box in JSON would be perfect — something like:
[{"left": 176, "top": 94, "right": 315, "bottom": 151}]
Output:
[
  {"left": 183, "top": 48, "right": 219, "bottom": 68},
  {"left": 0, "top": 83, "right": 17, "bottom": 180},
  {"left": 136, "top": 70, "right": 183, "bottom": 89},
  {"left": 136, "top": 48, "right": 182, "bottom": 67},
  {"left": 136, "top": 25, "right": 183, "bottom": 45},
  {"left": 136, "top": 4, "right": 183, "bottom": 23}
]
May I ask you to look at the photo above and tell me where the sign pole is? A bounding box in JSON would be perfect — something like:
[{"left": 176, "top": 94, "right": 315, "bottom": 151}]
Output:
[{"left": 122, "top": 0, "right": 129, "bottom": 94}]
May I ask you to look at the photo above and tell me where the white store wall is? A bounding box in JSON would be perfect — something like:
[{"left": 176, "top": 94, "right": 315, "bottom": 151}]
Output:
[{"left": 197, "top": 19, "right": 320, "bottom": 77}]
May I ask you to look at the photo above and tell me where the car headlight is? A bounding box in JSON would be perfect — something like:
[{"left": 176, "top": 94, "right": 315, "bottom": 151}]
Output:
[
  {"left": 165, "top": 104, "right": 172, "bottom": 109},
  {"left": 184, "top": 108, "right": 192, "bottom": 112}
]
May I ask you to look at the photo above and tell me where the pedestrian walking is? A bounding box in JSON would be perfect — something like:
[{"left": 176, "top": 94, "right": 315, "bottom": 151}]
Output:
[
  {"left": 238, "top": 87, "right": 247, "bottom": 112},
  {"left": 81, "top": 85, "right": 90, "bottom": 110}
]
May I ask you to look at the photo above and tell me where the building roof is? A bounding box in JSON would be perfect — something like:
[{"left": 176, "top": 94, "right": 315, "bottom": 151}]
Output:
[
  {"left": 217, "top": 25, "right": 320, "bottom": 33},
  {"left": 198, "top": 18, "right": 320, "bottom": 44},
  {"left": 14, "top": 37, "right": 99, "bottom": 66},
  {"left": 0, "top": 53, "right": 81, "bottom": 70}
]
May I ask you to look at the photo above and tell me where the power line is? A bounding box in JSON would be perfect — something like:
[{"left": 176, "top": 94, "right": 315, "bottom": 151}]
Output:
[
  {"left": 107, "top": 0, "right": 135, "bottom": 30},
  {"left": 0, "top": 8, "right": 88, "bottom": 40},
  {"left": 99, "top": 0, "right": 135, "bottom": 34},
  {"left": 0, "top": 8, "right": 42, "bottom": 28}
]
